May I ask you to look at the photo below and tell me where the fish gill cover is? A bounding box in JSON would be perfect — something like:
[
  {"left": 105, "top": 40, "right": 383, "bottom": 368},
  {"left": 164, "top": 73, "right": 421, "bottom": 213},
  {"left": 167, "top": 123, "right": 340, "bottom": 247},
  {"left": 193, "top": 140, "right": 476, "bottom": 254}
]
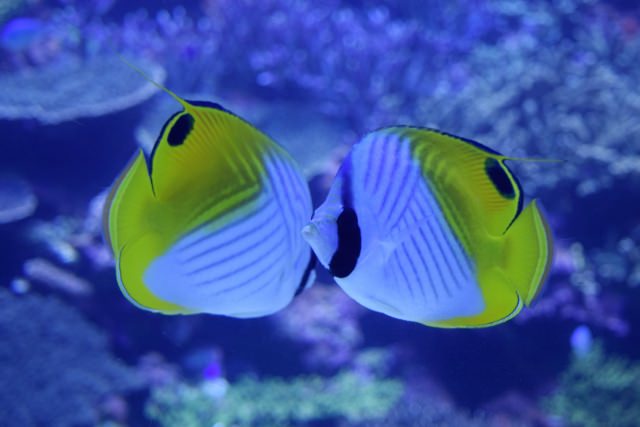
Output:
[{"left": 0, "top": 0, "right": 639, "bottom": 426}]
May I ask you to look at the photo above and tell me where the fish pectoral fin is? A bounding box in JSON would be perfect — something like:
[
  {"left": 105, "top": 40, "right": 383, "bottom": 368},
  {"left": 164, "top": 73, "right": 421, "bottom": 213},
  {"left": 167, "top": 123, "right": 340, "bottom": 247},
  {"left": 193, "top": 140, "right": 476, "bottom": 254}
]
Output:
[
  {"left": 116, "top": 233, "right": 189, "bottom": 315},
  {"left": 499, "top": 199, "right": 553, "bottom": 306}
]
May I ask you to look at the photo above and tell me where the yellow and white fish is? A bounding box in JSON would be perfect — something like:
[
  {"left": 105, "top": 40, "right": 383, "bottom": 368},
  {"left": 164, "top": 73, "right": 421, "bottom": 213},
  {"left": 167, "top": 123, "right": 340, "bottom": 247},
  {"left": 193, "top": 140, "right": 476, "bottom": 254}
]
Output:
[
  {"left": 103, "top": 83, "right": 315, "bottom": 318},
  {"left": 303, "top": 127, "right": 553, "bottom": 328}
]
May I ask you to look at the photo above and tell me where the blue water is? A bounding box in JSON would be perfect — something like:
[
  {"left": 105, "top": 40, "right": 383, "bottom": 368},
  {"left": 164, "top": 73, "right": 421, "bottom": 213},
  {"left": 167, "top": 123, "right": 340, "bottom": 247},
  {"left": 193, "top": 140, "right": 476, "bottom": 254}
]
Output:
[{"left": 1, "top": 1, "right": 639, "bottom": 426}]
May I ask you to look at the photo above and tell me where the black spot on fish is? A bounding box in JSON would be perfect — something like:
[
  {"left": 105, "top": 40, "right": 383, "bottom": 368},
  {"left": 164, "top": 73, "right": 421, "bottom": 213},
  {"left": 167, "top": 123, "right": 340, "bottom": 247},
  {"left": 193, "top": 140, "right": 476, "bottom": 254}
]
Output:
[
  {"left": 146, "top": 111, "right": 180, "bottom": 174},
  {"left": 168, "top": 113, "right": 194, "bottom": 147},
  {"left": 485, "top": 158, "right": 515, "bottom": 199},
  {"left": 329, "top": 207, "right": 361, "bottom": 278},
  {"left": 329, "top": 154, "right": 362, "bottom": 278}
]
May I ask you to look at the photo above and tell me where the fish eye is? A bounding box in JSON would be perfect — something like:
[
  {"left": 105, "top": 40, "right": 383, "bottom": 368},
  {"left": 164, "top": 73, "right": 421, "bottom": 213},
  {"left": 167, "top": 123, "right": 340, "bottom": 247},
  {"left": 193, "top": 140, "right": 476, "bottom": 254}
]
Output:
[{"left": 167, "top": 113, "right": 195, "bottom": 147}]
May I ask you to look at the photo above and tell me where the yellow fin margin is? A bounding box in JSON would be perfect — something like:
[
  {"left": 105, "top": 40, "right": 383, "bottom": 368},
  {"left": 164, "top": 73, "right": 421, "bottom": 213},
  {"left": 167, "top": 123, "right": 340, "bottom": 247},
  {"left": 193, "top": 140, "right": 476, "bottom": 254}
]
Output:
[
  {"left": 117, "top": 233, "right": 191, "bottom": 314},
  {"left": 422, "top": 267, "right": 523, "bottom": 328},
  {"left": 500, "top": 199, "right": 554, "bottom": 306}
]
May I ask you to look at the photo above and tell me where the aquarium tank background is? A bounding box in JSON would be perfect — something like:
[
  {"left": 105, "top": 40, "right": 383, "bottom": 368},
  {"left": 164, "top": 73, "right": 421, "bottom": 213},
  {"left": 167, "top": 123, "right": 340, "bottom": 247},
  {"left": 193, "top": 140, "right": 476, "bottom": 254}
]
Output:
[{"left": 1, "top": 0, "right": 640, "bottom": 426}]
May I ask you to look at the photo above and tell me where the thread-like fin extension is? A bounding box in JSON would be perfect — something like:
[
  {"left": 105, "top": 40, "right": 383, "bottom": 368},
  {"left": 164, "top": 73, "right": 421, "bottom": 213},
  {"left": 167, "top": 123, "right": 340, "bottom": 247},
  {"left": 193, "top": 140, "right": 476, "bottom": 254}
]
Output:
[
  {"left": 500, "top": 199, "right": 554, "bottom": 306},
  {"left": 503, "top": 156, "right": 565, "bottom": 164},
  {"left": 118, "top": 54, "right": 192, "bottom": 112}
]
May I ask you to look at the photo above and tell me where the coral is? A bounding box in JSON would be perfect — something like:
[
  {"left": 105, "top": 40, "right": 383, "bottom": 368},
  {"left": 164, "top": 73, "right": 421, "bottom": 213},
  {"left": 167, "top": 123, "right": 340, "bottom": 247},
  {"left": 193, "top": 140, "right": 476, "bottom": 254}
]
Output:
[
  {"left": 0, "top": 288, "right": 141, "bottom": 426},
  {"left": 28, "top": 216, "right": 83, "bottom": 264},
  {"left": 415, "top": 0, "right": 640, "bottom": 194},
  {"left": 273, "top": 284, "right": 365, "bottom": 370},
  {"left": 202, "top": 0, "right": 473, "bottom": 131},
  {"left": 346, "top": 396, "right": 490, "bottom": 427},
  {"left": 0, "top": 173, "right": 36, "bottom": 224},
  {"left": 515, "top": 280, "right": 629, "bottom": 336},
  {"left": 571, "top": 227, "right": 640, "bottom": 290},
  {"left": 518, "top": 225, "right": 640, "bottom": 335},
  {"left": 28, "top": 208, "right": 114, "bottom": 269},
  {"left": 0, "top": 54, "right": 165, "bottom": 123},
  {"left": 146, "top": 370, "right": 404, "bottom": 427},
  {"left": 515, "top": 240, "right": 630, "bottom": 335},
  {"left": 93, "top": 0, "right": 488, "bottom": 132},
  {"left": 544, "top": 341, "right": 640, "bottom": 427},
  {"left": 23, "top": 257, "right": 93, "bottom": 296}
]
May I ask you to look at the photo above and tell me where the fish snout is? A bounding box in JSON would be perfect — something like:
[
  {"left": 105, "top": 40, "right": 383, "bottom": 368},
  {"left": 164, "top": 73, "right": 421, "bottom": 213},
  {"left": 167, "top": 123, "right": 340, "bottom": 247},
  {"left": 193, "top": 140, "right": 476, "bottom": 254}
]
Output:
[{"left": 302, "top": 218, "right": 338, "bottom": 269}]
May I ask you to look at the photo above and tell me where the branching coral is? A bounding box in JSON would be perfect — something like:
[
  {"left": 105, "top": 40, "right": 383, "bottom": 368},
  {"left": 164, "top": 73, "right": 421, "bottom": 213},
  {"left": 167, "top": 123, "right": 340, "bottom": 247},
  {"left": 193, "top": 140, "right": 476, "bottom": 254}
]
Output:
[
  {"left": 545, "top": 342, "right": 640, "bottom": 427},
  {"left": 0, "top": 288, "right": 141, "bottom": 426},
  {"left": 146, "top": 370, "right": 403, "bottom": 427},
  {"left": 571, "top": 227, "right": 640, "bottom": 290},
  {"left": 416, "top": 0, "right": 640, "bottom": 195}
]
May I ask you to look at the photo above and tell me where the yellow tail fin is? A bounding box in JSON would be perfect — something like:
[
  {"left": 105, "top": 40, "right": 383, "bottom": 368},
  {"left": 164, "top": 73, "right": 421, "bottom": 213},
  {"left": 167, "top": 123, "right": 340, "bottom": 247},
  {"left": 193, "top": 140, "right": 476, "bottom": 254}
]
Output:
[{"left": 501, "top": 199, "right": 553, "bottom": 305}]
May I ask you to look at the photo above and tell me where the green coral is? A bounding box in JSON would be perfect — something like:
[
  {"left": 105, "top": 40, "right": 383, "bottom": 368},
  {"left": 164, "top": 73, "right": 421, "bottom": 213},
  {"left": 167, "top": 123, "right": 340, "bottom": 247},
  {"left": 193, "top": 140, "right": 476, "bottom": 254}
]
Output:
[
  {"left": 545, "top": 342, "right": 640, "bottom": 427},
  {"left": 146, "top": 371, "right": 404, "bottom": 427},
  {"left": 347, "top": 396, "right": 490, "bottom": 427}
]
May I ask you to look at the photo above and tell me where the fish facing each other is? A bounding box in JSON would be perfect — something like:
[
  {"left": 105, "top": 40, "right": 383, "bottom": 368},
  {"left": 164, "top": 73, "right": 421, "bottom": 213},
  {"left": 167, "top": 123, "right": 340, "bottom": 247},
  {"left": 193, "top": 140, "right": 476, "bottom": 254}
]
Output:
[
  {"left": 303, "top": 127, "right": 553, "bottom": 328},
  {"left": 103, "top": 86, "right": 315, "bottom": 318}
]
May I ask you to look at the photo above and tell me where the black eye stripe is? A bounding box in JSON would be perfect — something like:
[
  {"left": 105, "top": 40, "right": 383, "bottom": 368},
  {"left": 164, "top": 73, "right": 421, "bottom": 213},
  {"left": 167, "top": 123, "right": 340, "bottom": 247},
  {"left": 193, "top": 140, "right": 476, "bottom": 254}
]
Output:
[
  {"left": 485, "top": 158, "right": 515, "bottom": 199},
  {"left": 329, "top": 155, "right": 361, "bottom": 278},
  {"left": 168, "top": 113, "right": 194, "bottom": 147},
  {"left": 329, "top": 207, "right": 361, "bottom": 278}
]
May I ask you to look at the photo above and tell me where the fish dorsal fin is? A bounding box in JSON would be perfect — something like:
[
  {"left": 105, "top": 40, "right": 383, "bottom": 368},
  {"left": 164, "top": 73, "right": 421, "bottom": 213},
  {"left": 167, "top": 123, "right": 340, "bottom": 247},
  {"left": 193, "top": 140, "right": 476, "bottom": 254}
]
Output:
[
  {"left": 147, "top": 104, "right": 276, "bottom": 234},
  {"left": 394, "top": 127, "right": 524, "bottom": 241},
  {"left": 120, "top": 56, "right": 272, "bottom": 217},
  {"left": 148, "top": 106, "right": 273, "bottom": 199}
]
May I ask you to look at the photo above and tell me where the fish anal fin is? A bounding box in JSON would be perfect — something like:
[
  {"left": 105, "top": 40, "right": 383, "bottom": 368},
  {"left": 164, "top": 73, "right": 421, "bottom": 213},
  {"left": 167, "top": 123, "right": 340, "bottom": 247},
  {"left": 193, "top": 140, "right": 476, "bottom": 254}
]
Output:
[
  {"left": 422, "top": 266, "right": 522, "bottom": 328},
  {"left": 500, "top": 199, "right": 553, "bottom": 306},
  {"left": 117, "top": 233, "right": 190, "bottom": 315}
]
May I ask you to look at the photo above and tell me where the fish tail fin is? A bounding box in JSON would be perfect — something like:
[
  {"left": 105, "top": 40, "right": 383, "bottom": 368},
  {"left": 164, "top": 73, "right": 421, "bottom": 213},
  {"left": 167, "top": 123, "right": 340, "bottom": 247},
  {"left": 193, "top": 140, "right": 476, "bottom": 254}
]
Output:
[{"left": 500, "top": 199, "right": 554, "bottom": 306}]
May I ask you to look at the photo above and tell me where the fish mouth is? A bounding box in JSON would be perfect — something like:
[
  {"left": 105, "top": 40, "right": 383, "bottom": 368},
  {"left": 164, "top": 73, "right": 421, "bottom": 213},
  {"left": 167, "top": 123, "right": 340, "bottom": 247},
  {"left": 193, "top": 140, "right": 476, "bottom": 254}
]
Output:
[
  {"left": 301, "top": 219, "right": 336, "bottom": 269},
  {"left": 301, "top": 223, "right": 317, "bottom": 240}
]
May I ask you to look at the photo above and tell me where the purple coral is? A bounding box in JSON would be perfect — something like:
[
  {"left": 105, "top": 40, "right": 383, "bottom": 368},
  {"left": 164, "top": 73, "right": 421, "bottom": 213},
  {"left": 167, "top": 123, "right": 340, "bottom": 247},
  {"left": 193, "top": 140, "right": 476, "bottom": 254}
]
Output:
[{"left": 273, "top": 284, "right": 366, "bottom": 370}]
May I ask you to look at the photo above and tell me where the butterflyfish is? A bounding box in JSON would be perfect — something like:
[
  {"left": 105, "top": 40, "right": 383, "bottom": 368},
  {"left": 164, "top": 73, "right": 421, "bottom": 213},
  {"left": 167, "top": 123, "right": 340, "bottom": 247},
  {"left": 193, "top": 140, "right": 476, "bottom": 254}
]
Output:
[
  {"left": 303, "top": 127, "right": 553, "bottom": 328},
  {"left": 103, "top": 77, "right": 315, "bottom": 318}
]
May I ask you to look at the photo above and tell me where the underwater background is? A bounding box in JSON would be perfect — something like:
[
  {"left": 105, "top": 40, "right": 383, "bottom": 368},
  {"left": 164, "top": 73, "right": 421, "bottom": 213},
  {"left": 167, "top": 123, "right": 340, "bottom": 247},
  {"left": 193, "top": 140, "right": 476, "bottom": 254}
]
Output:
[{"left": 1, "top": 0, "right": 640, "bottom": 426}]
